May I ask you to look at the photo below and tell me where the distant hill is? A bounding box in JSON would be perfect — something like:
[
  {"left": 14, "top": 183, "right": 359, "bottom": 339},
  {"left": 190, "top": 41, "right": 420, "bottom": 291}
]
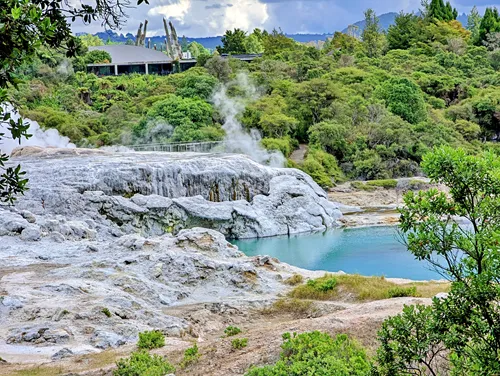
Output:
[
  {"left": 81, "top": 32, "right": 333, "bottom": 50},
  {"left": 341, "top": 12, "right": 469, "bottom": 36}
]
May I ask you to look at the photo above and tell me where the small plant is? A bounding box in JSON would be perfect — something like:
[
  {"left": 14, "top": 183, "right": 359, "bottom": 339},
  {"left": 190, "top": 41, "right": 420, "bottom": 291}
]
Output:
[
  {"left": 350, "top": 181, "right": 376, "bottom": 191},
  {"left": 245, "top": 331, "right": 371, "bottom": 375},
  {"left": 102, "top": 308, "right": 112, "bottom": 318},
  {"left": 114, "top": 350, "right": 175, "bottom": 376},
  {"left": 137, "top": 330, "right": 165, "bottom": 350},
  {"left": 231, "top": 338, "right": 248, "bottom": 350},
  {"left": 366, "top": 179, "right": 398, "bottom": 189},
  {"left": 307, "top": 277, "right": 337, "bottom": 292},
  {"left": 387, "top": 286, "right": 419, "bottom": 298},
  {"left": 224, "top": 326, "right": 242, "bottom": 337},
  {"left": 180, "top": 343, "right": 200, "bottom": 369},
  {"left": 284, "top": 274, "right": 304, "bottom": 286}
]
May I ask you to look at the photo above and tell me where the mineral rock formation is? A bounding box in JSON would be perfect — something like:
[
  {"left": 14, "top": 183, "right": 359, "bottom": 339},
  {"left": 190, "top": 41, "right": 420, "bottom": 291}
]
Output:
[
  {"left": 0, "top": 147, "right": 341, "bottom": 356},
  {"left": 9, "top": 147, "right": 341, "bottom": 239}
]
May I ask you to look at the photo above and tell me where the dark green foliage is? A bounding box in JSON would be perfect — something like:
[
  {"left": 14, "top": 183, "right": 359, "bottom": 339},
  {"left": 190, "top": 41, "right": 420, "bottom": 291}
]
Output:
[
  {"left": 428, "top": 0, "right": 458, "bottom": 22},
  {"left": 224, "top": 326, "right": 242, "bottom": 337},
  {"left": 375, "top": 77, "right": 427, "bottom": 124},
  {"left": 479, "top": 8, "right": 500, "bottom": 44},
  {"left": 231, "top": 338, "right": 248, "bottom": 350},
  {"left": 246, "top": 332, "right": 371, "bottom": 375},
  {"left": 387, "top": 12, "right": 420, "bottom": 50},
  {"left": 217, "top": 28, "right": 248, "bottom": 54},
  {"left": 379, "top": 147, "right": 500, "bottom": 375},
  {"left": 137, "top": 330, "right": 165, "bottom": 350},
  {"left": 114, "top": 351, "right": 175, "bottom": 376},
  {"left": 85, "top": 50, "right": 112, "bottom": 64}
]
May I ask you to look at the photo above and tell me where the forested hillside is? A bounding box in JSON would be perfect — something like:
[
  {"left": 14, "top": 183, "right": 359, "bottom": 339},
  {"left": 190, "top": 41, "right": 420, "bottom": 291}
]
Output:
[{"left": 8, "top": 3, "right": 500, "bottom": 187}]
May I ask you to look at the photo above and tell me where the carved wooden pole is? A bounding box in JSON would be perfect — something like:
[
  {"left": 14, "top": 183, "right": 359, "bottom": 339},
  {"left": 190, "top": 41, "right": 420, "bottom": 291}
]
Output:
[{"left": 135, "top": 22, "right": 143, "bottom": 46}]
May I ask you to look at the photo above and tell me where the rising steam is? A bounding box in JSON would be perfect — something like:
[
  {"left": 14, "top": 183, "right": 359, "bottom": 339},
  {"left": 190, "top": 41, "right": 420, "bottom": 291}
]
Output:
[
  {"left": 212, "top": 74, "right": 285, "bottom": 168},
  {"left": 0, "top": 104, "right": 75, "bottom": 155}
]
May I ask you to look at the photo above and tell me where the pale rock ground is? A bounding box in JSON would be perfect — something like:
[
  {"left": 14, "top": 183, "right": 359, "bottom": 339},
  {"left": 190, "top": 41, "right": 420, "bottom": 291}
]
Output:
[{"left": 0, "top": 147, "right": 446, "bottom": 375}]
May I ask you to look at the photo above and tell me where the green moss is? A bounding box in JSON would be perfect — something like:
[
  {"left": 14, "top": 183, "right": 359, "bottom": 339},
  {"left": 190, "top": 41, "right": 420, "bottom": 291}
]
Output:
[{"left": 231, "top": 338, "right": 248, "bottom": 349}]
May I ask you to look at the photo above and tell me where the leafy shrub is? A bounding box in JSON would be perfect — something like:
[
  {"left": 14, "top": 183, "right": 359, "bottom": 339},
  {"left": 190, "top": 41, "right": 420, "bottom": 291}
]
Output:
[
  {"left": 232, "top": 338, "right": 248, "bottom": 349},
  {"left": 290, "top": 275, "right": 338, "bottom": 300},
  {"left": 85, "top": 50, "right": 112, "bottom": 64},
  {"left": 307, "top": 277, "right": 337, "bottom": 292},
  {"left": 114, "top": 350, "right": 175, "bottom": 376},
  {"left": 180, "top": 343, "right": 200, "bottom": 368},
  {"left": 102, "top": 308, "right": 112, "bottom": 317},
  {"left": 245, "top": 331, "right": 371, "bottom": 375},
  {"left": 366, "top": 179, "right": 398, "bottom": 189},
  {"left": 387, "top": 286, "right": 419, "bottom": 298},
  {"left": 261, "top": 137, "right": 292, "bottom": 157},
  {"left": 224, "top": 326, "right": 242, "bottom": 337},
  {"left": 300, "top": 149, "right": 343, "bottom": 188},
  {"left": 137, "top": 330, "right": 165, "bottom": 350},
  {"left": 284, "top": 274, "right": 304, "bottom": 286}
]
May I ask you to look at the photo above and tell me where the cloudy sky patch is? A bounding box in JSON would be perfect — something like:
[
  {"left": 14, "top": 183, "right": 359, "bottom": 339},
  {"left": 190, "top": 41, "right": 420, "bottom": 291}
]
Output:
[{"left": 73, "top": 0, "right": 481, "bottom": 37}]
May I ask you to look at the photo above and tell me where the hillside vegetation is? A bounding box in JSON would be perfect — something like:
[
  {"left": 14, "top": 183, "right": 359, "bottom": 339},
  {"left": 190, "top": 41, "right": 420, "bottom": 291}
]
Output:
[{"left": 8, "top": 5, "right": 500, "bottom": 188}]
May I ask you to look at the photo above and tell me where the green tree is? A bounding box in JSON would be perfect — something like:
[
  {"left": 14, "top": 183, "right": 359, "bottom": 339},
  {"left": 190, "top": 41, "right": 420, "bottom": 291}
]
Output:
[
  {"left": 387, "top": 12, "right": 420, "bottom": 50},
  {"left": 79, "top": 34, "right": 104, "bottom": 48},
  {"left": 479, "top": 7, "right": 500, "bottom": 44},
  {"left": 428, "top": 0, "right": 458, "bottom": 22},
  {"left": 187, "top": 41, "right": 209, "bottom": 59},
  {"left": 205, "top": 55, "right": 232, "bottom": 82},
  {"left": 378, "top": 147, "right": 500, "bottom": 375},
  {"left": 375, "top": 77, "right": 427, "bottom": 124},
  {"left": 361, "top": 9, "right": 385, "bottom": 58},
  {"left": 84, "top": 50, "right": 112, "bottom": 64},
  {"left": 244, "top": 34, "right": 264, "bottom": 54},
  {"left": 217, "top": 28, "right": 247, "bottom": 54},
  {"left": 262, "top": 29, "right": 297, "bottom": 57},
  {"left": 467, "top": 6, "right": 482, "bottom": 45},
  {"left": 1, "top": 0, "right": 139, "bottom": 203}
]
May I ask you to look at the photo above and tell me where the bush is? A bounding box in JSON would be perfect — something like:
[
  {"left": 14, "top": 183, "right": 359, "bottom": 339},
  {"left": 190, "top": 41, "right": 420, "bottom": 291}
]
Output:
[
  {"left": 289, "top": 275, "right": 339, "bottom": 300},
  {"left": 224, "top": 326, "right": 242, "bottom": 337},
  {"left": 387, "top": 286, "right": 419, "bottom": 298},
  {"left": 245, "top": 331, "right": 371, "bottom": 375},
  {"left": 366, "top": 179, "right": 398, "bottom": 189},
  {"left": 180, "top": 343, "right": 200, "bottom": 368},
  {"left": 232, "top": 338, "right": 248, "bottom": 350},
  {"left": 261, "top": 137, "right": 292, "bottom": 157},
  {"left": 307, "top": 277, "right": 337, "bottom": 292},
  {"left": 137, "top": 330, "right": 165, "bottom": 350},
  {"left": 114, "top": 351, "right": 175, "bottom": 376}
]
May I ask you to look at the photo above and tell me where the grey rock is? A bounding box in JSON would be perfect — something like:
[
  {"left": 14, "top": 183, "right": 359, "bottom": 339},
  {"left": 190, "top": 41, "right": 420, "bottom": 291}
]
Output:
[
  {"left": 20, "top": 226, "right": 42, "bottom": 241},
  {"left": 90, "top": 331, "right": 126, "bottom": 349},
  {"left": 1, "top": 296, "right": 23, "bottom": 309},
  {"left": 10, "top": 148, "right": 341, "bottom": 239},
  {"left": 0, "top": 210, "right": 29, "bottom": 235},
  {"left": 49, "top": 232, "right": 66, "bottom": 243},
  {"left": 20, "top": 210, "right": 37, "bottom": 223},
  {"left": 51, "top": 348, "right": 74, "bottom": 360}
]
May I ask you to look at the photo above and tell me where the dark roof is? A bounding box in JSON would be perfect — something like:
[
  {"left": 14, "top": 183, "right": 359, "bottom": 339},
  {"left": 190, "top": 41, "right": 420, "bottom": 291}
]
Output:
[{"left": 89, "top": 45, "right": 173, "bottom": 64}]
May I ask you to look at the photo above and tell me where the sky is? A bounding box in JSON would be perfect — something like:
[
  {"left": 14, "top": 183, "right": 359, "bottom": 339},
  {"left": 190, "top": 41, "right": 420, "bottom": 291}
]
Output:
[{"left": 73, "top": 0, "right": 494, "bottom": 38}]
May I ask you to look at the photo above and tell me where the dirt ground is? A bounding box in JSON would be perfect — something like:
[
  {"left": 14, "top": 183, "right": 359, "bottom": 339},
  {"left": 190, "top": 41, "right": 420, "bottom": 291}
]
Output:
[{"left": 1, "top": 296, "right": 435, "bottom": 376}]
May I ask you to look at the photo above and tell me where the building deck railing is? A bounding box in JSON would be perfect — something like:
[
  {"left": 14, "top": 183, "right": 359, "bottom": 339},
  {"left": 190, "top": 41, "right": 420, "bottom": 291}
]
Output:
[{"left": 128, "top": 141, "right": 223, "bottom": 153}]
